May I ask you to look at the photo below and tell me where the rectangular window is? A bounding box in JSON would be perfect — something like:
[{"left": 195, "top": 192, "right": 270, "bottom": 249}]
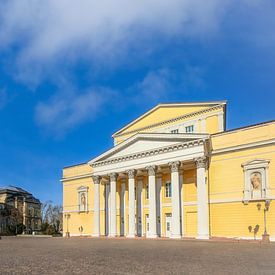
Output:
[
  {"left": 185, "top": 125, "right": 194, "bottom": 133},
  {"left": 165, "top": 182, "right": 172, "bottom": 198},
  {"left": 146, "top": 184, "right": 149, "bottom": 199},
  {"left": 171, "top": 129, "right": 179, "bottom": 134}
]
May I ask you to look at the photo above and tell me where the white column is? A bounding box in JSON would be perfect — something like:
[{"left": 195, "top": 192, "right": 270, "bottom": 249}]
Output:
[
  {"left": 127, "top": 169, "right": 136, "bottom": 238},
  {"left": 137, "top": 177, "right": 143, "bottom": 237},
  {"left": 180, "top": 173, "right": 184, "bottom": 236},
  {"left": 146, "top": 166, "right": 157, "bottom": 238},
  {"left": 218, "top": 113, "right": 224, "bottom": 132},
  {"left": 156, "top": 174, "right": 162, "bottom": 237},
  {"left": 169, "top": 161, "right": 181, "bottom": 238},
  {"left": 92, "top": 176, "right": 101, "bottom": 237},
  {"left": 105, "top": 182, "right": 110, "bottom": 236},
  {"left": 196, "top": 157, "right": 209, "bottom": 239},
  {"left": 109, "top": 173, "right": 118, "bottom": 237},
  {"left": 120, "top": 181, "right": 126, "bottom": 236}
]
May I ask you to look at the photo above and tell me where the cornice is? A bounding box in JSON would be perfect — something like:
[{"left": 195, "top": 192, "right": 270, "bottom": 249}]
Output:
[
  {"left": 211, "top": 138, "right": 275, "bottom": 156},
  {"left": 60, "top": 173, "right": 93, "bottom": 182},
  {"left": 92, "top": 139, "right": 205, "bottom": 168},
  {"left": 113, "top": 104, "right": 223, "bottom": 138}
]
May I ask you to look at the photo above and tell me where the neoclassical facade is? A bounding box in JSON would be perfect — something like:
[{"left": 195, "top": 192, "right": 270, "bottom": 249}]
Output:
[{"left": 62, "top": 101, "right": 275, "bottom": 240}]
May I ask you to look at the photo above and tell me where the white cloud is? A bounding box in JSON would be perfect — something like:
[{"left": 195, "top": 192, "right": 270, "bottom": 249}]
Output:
[
  {"left": 35, "top": 86, "right": 114, "bottom": 135},
  {"left": 0, "top": 1, "right": 229, "bottom": 67}
]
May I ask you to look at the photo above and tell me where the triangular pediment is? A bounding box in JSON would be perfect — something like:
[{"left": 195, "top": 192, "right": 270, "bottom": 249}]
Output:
[
  {"left": 242, "top": 159, "right": 270, "bottom": 167},
  {"left": 89, "top": 133, "right": 208, "bottom": 164},
  {"left": 113, "top": 101, "right": 226, "bottom": 137}
]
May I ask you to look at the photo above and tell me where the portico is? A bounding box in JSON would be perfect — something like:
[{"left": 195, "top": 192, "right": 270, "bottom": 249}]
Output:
[{"left": 89, "top": 132, "right": 210, "bottom": 239}]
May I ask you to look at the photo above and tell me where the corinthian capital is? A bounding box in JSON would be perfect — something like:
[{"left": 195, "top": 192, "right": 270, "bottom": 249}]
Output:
[
  {"left": 146, "top": 165, "right": 157, "bottom": 176},
  {"left": 169, "top": 161, "right": 181, "bottom": 172},
  {"left": 92, "top": 175, "right": 101, "bottom": 185},
  {"left": 109, "top": 173, "right": 118, "bottom": 182},
  {"left": 127, "top": 169, "right": 136, "bottom": 179},
  {"left": 195, "top": 157, "right": 208, "bottom": 169}
]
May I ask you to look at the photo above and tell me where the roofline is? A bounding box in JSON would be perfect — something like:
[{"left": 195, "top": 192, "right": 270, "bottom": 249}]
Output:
[
  {"left": 112, "top": 101, "right": 227, "bottom": 137},
  {"left": 212, "top": 119, "right": 275, "bottom": 137},
  {"left": 89, "top": 132, "right": 210, "bottom": 164},
  {"left": 63, "top": 162, "right": 87, "bottom": 169}
]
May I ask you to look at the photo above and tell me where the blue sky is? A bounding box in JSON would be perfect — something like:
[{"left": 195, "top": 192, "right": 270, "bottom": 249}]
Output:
[{"left": 0, "top": 1, "right": 275, "bottom": 204}]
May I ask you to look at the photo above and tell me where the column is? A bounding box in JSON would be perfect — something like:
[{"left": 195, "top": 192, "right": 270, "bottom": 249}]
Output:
[
  {"left": 169, "top": 161, "right": 181, "bottom": 238},
  {"left": 146, "top": 165, "right": 157, "bottom": 238},
  {"left": 180, "top": 173, "right": 184, "bottom": 236},
  {"left": 137, "top": 177, "right": 143, "bottom": 237},
  {"left": 217, "top": 113, "right": 224, "bottom": 132},
  {"left": 196, "top": 157, "right": 209, "bottom": 239},
  {"left": 127, "top": 169, "right": 136, "bottom": 238},
  {"left": 105, "top": 182, "right": 110, "bottom": 236},
  {"left": 92, "top": 176, "right": 101, "bottom": 237},
  {"left": 109, "top": 173, "right": 118, "bottom": 237},
  {"left": 156, "top": 174, "right": 162, "bottom": 237},
  {"left": 120, "top": 180, "right": 126, "bottom": 236}
]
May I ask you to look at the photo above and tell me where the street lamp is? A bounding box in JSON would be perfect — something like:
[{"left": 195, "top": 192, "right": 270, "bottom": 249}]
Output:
[
  {"left": 257, "top": 200, "right": 271, "bottom": 243},
  {"left": 263, "top": 200, "right": 271, "bottom": 242},
  {"left": 64, "top": 213, "right": 71, "bottom": 237}
]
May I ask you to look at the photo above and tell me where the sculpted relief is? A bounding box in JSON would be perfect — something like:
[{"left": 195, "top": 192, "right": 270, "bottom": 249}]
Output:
[
  {"left": 250, "top": 172, "right": 262, "bottom": 190},
  {"left": 81, "top": 192, "right": 86, "bottom": 207}
]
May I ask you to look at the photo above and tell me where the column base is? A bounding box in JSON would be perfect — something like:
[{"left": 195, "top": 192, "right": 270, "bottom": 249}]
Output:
[
  {"left": 147, "top": 234, "right": 158, "bottom": 239},
  {"left": 126, "top": 234, "right": 136, "bottom": 238},
  {"left": 92, "top": 234, "right": 100, "bottom": 237},
  {"left": 171, "top": 234, "right": 182, "bottom": 239},
  {"left": 196, "top": 235, "right": 209, "bottom": 240},
  {"left": 108, "top": 234, "right": 117, "bottom": 238}
]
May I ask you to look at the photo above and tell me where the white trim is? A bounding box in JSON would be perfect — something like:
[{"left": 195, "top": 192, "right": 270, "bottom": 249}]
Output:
[
  {"left": 61, "top": 173, "right": 93, "bottom": 182},
  {"left": 90, "top": 132, "right": 208, "bottom": 165},
  {"left": 113, "top": 102, "right": 226, "bottom": 137},
  {"left": 212, "top": 138, "right": 275, "bottom": 155}
]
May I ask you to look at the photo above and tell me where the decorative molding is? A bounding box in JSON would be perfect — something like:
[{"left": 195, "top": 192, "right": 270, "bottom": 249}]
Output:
[
  {"left": 92, "top": 175, "right": 101, "bottom": 185},
  {"left": 109, "top": 173, "right": 118, "bottom": 182},
  {"left": 92, "top": 139, "right": 205, "bottom": 168},
  {"left": 212, "top": 138, "right": 275, "bottom": 155},
  {"left": 169, "top": 161, "right": 181, "bottom": 172},
  {"left": 127, "top": 169, "right": 136, "bottom": 179},
  {"left": 114, "top": 104, "right": 224, "bottom": 137},
  {"left": 195, "top": 157, "right": 207, "bottom": 169},
  {"left": 146, "top": 165, "right": 157, "bottom": 176},
  {"left": 61, "top": 173, "right": 93, "bottom": 182}
]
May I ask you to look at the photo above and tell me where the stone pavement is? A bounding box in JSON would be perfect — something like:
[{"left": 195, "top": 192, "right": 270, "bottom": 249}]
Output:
[{"left": 0, "top": 236, "right": 275, "bottom": 274}]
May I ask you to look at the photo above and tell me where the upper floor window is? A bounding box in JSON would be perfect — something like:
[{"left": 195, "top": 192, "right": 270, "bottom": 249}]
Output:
[
  {"left": 171, "top": 129, "right": 179, "bottom": 134},
  {"left": 165, "top": 182, "right": 172, "bottom": 198},
  {"left": 185, "top": 125, "right": 194, "bottom": 133},
  {"left": 28, "top": 206, "right": 33, "bottom": 216}
]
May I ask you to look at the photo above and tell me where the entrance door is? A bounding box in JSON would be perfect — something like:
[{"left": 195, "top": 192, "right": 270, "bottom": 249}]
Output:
[
  {"left": 165, "top": 214, "right": 172, "bottom": 237},
  {"left": 145, "top": 214, "right": 149, "bottom": 237}
]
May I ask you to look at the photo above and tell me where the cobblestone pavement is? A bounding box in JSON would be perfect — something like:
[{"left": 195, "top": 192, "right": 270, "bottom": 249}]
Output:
[{"left": 1, "top": 236, "right": 275, "bottom": 274}]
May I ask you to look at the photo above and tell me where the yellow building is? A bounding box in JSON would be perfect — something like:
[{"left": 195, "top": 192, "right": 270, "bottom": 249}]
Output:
[{"left": 62, "top": 101, "right": 275, "bottom": 241}]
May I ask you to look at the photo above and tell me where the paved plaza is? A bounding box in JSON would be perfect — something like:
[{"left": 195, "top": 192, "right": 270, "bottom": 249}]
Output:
[{"left": 0, "top": 237, "right": 275, "bottom": 274}]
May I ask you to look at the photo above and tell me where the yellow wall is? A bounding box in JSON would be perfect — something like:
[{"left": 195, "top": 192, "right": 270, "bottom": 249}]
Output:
[
  {"left": 62, "top": 102, "right": 275, "bottom": 240},
  {"left": 114, "top": 104, "right": 224, "bottom": 144}
]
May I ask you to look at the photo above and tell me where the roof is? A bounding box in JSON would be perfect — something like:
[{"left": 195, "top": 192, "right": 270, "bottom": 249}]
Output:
[
  {"left": 0, "top": 185, "right": 30, "bottom": 194},
  {"left": 0, "top": 185, "right": 41, "bottom": 203},
  {"left": 112, "top": 101, "right": 227, "bottom": 137}
]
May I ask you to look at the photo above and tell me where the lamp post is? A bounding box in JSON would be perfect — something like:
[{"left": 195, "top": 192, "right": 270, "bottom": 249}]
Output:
[
  {"left": 64, "top": 213, "right": 71, "bottom": 237},
  {"left": 262, "top": 200, "right": 271, "bottom": 243}
]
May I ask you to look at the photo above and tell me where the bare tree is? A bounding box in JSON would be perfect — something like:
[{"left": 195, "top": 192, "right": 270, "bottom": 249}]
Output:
[{"left": 41, "top": 202, "right": 62, "bottom": 235}]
